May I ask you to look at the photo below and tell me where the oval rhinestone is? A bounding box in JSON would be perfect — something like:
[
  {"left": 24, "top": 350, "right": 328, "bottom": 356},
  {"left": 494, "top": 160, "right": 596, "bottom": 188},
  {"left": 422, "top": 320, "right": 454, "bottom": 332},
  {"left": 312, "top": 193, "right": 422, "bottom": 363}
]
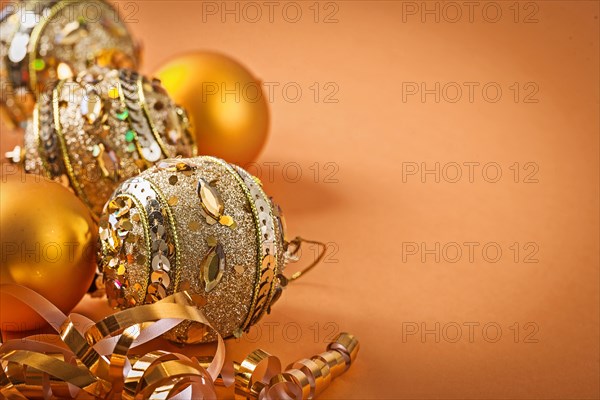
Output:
[
  {"left": 201, "top": 243, "right": 225, "bottom": 292},
  {"left": 55, "top": 20, "right": 87, "bottom": 45},
  {"left": 57, "top": 62, "right": 73, "bottom": 80},
  {"left": 197, "top": 179, "right": 224, "bottom": 220},
  {"left": 156, "top": 160, "right": 178, "bottom": 171},
  {"left": 8, "top": 33, "right": 29, "bottom": 63},
  {"left": 81, "top": 88, "right": 103, "bottom": 124}
]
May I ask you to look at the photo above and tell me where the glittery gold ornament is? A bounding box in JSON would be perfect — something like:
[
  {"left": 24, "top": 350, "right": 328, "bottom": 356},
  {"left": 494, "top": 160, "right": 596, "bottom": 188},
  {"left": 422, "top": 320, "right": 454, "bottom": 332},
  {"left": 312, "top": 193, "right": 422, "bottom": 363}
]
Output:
[
  {"left": 0, "top": 0, "right": 140, "bottom": 126},
  {"left": 97, "top": 156, "right": 321, "bottom": 344},
  {"left": 22, "top": 66, "right": 196, "bottom": 217},
  {"left": 0, "top": 174, "right": 97, "bottom": 332},
  {"left": 155, "top": 52, "right": 270, "bottom": 166}
]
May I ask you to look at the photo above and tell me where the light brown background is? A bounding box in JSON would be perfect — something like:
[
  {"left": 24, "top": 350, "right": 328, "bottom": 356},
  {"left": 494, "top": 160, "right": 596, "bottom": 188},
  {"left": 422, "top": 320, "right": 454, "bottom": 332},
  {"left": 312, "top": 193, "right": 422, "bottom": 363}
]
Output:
[{"left": 2, "top": 1, "right": 599, "bottom": 398}]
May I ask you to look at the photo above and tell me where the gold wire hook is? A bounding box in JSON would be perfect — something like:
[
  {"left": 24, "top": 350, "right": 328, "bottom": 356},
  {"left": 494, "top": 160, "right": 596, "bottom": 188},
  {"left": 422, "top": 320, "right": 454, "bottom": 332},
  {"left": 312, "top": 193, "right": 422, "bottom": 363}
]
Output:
[{"left": 284, "top": 237, "right": 327, "bottom": 283}]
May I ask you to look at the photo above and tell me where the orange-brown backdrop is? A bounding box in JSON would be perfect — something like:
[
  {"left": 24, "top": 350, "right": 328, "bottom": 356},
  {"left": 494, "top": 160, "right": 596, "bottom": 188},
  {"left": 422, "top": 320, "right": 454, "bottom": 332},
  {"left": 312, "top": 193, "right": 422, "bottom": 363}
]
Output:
[{"left": 1, "top": 1, "right": 598, "bottom": 398}]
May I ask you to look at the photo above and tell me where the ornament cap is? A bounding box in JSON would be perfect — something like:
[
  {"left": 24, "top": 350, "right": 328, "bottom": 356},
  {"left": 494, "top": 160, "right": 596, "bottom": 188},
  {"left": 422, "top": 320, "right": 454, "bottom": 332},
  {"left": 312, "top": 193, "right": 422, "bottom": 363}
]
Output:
[
  {"left": 284, "top": 237, "right": 328, "bottom": 283},
  {"left": 4, "top": 145, "right": 24, "bottom": 164}
]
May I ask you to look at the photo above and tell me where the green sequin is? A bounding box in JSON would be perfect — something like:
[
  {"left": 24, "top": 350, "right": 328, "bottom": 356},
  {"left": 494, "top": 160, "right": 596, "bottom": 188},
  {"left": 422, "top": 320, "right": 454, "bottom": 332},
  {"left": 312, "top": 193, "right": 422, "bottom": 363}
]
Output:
[
  {"left": 117, "top": 109, "right": 129, "bottom": 120},
  {"left": 32, "top": 59, "right": 45, "bottom": 71},
  {"left": 125, "top": 130, "right": 135, "bottom": 142}
]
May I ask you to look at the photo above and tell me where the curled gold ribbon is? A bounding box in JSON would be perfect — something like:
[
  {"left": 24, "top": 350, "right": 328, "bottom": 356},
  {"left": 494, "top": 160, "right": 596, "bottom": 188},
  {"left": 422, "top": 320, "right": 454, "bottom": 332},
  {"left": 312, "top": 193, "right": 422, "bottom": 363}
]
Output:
[
  {"left": 234, "top": 333, "right": 360, "bottom": 400},
  {"left": 0, "top": 284, "right": 359, "bottom": 399}
]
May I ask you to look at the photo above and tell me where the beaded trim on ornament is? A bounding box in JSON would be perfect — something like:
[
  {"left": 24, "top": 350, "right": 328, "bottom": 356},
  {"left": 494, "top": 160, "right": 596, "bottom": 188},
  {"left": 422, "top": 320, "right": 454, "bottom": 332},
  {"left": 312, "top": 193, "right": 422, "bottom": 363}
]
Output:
[{"left": 234, "top": 165, "right": 281, "bottom": 331}]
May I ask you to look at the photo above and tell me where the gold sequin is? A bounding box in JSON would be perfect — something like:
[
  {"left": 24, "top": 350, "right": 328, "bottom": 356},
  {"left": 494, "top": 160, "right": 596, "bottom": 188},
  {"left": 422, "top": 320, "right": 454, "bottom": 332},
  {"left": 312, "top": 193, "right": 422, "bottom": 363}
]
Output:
[
  {"left": 151, "top": 270, "right": 171, "bottom": 288},
  {"left": 152, "top": 254, "right": 171, "bottom": 271},
  {"left": 206, "top": 236, "right": 218, "bottom": 247},
  {"left": 125, "top": 294, "right": 137, "bottom": 307},
  {"left": 80, "top": 87, "right": 103, "bottom": 124},
  {"left": 136, "top": 254, "right": 146, "bottom": 265},
  {"left": 108, "top": 87, "right": 120, "bottom": 99},
  {"left": 234, "top": 265, "right": 245, "bottom": 275},
  {"left": 147, "top": 282, "right": 167, "bottom": 299},
  {"left": 119, "top": 220, "right": 133, "bottom": 231},
  {"left": 219, "top": 215, "right": 236, "bottom": 228}
]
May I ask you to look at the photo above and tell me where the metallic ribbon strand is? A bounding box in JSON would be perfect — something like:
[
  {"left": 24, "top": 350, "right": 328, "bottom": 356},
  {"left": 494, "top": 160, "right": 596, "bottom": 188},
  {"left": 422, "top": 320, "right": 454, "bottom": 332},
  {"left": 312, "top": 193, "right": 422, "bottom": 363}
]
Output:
[{"left": 0, "top": 284, "right": 358, "bottom": 399}]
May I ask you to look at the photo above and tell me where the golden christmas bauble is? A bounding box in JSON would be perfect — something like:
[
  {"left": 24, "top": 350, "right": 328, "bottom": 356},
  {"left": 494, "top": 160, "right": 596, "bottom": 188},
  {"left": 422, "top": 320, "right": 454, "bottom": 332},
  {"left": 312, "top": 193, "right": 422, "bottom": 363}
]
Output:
[
  {"left": 0, "top": 0, "right": 140, "bottom": 125},
  {"left": 98, "top": 156, "right": 292, "bottom": 343},
  {"left": 155, "top": 52, "right": 270, "bottom": 167},
  {"left": 23, "top": 66, "right": 196, "bottom": 217},
  {"left": 0, "top": 174, "right": 97, "bottom": 332}
]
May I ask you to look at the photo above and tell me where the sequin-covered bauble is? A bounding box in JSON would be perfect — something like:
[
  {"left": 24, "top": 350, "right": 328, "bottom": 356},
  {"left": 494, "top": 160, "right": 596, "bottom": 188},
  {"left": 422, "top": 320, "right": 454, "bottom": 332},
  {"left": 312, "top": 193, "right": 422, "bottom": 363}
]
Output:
[
  {"left": 23, "top": 67, "right": 196, "bottom": 217},
  {"left": 98, "top": 156, "right": 290, "bottom": 343},
  {"left": 0, "top": 0, "right": 139, "bottom": 125}
]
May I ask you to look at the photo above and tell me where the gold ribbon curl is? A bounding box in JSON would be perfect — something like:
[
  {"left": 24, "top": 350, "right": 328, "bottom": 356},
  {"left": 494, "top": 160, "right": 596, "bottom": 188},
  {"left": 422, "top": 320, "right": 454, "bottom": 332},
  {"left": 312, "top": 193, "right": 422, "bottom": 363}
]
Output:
[{"left": 0, "top": 284, "right": 359, "bottom": 399}]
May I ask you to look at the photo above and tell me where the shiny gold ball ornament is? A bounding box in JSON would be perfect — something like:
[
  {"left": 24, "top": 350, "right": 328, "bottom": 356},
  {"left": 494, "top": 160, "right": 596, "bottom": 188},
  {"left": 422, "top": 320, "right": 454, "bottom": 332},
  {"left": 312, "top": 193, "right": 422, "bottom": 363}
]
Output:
[
  {"left": 22, "top": 66, "right": 196, "bottom": 217},
  {"left": 155, "top": 52, "right": 270, "bottom": 166},
  {"left": 0, "top": 175, "right": 97, "bottom": 332},
  {"left": 0, "top": 0, "right": 140, "bottom": 125},
  {"left": 97, "top": 156, "right": 306, "bottom": 344}
]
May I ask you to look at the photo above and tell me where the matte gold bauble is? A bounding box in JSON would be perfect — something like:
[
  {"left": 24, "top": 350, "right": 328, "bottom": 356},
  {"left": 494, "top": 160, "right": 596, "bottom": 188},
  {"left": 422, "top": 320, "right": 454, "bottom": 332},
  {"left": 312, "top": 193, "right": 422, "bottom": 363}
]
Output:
[
  {"left": 155, "top": 52, "right": 270, "bottom": 166},
  {"left": 0, "top": 175, "right": 97, "bottom": 331}
]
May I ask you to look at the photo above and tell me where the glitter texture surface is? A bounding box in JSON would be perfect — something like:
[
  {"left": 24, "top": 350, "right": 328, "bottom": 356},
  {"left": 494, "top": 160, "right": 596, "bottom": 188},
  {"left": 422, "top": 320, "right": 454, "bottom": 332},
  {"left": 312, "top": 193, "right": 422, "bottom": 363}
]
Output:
[
  {"left": 23, "top": 67, "right": 195, "bottom": 217},
  {"left": 99, "top": 157, "right": 287, "bottom": 343}
]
